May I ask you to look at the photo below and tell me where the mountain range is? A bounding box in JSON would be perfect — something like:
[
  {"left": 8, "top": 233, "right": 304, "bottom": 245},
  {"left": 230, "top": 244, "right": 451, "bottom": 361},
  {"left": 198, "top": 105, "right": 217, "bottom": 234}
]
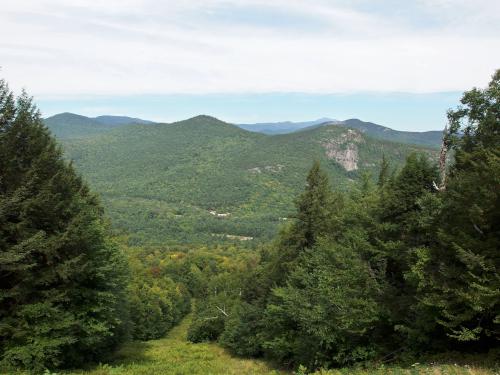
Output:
[
  {"left": 237, "top": 118, "right": 337, "bottom": 134},
  {"left": 239, "top": 118, "right": 443, "bottom": 147},
  {"left": 44, "top": 113, "right": 439, "bottom": 245},
  {"left": 44, "top": 113, "right": 443, "bottom": 147}
]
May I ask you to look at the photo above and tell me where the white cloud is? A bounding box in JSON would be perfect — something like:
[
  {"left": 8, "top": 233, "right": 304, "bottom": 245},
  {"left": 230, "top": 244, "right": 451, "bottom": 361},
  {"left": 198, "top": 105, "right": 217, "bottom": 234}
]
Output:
[{"left": 1, "top": 0, "right": 498, "bottom": 96}]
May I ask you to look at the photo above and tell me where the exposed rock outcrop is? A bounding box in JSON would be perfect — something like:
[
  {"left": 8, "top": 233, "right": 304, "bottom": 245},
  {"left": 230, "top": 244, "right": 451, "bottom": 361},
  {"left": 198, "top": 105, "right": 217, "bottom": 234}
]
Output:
[{"left": 321, "top": 129, "right": 363, "bottom": 171}]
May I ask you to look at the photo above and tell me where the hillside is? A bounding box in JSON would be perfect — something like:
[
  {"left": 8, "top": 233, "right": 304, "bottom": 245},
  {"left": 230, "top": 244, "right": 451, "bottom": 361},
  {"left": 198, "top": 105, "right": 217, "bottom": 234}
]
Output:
[
  {"left": 238, "top": 118, "right": 443, "bottom": 147},
  {"left": 60, "top": 115, "right": 436, "bottom": 245},
  {"left": 338, "top": 118, "right": 443, "bottom": 147},
  {"left": 238, "top": 118, "right": 335, "bottom": 134},
  {"left": 46, "top": 112, "right": 443, "bottom": 147},
  {"left": 44, "top": 112, "right": 155, "bottom": 139},
  {"left": 94, "top": 115, "right": 154, "bottom": 126}
]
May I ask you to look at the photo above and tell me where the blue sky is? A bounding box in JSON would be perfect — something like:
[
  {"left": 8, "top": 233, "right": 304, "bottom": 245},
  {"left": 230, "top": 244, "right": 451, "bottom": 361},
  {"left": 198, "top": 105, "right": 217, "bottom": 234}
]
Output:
[{"left": 1, "top": 0, "right": 499, "bottom": 131}]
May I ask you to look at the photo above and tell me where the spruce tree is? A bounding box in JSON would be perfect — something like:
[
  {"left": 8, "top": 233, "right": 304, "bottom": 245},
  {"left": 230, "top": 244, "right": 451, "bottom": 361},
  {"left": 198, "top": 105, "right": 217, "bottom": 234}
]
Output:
[
  {"left": 377, "top": 154, "right": 390, "bottom": 187},
  {"left": 286, "top": 160, "right": 335, "bottom": 250},
  {"left": 415, "top": 70, "right": 500, "bottom": 344},
  {"left": 267, "top": 161, "right": 338, "bottom": 287},
  {"left": 0, "top": 80, "right": 129, "bottom": 372},
  {"left": 375, "top": 152, "right": 439, "bottom": 347}
]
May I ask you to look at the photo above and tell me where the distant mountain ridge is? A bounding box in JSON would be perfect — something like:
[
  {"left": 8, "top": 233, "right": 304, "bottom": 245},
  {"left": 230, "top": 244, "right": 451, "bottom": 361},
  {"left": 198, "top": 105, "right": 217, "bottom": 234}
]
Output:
[
  {"left": 238, "top": 118, "right": 443, "bottom": 147},
  {"left": 237, "top": 118, "right": 338, "bottom": 134},
  {"left": 336, "top": 119, "right": 443, "bottom": 148},
  {"left": 94, "top": 115, "right": 155, "bottom": 126},
  {"left": 44, "top": 112, "right": 155, "bottom": 139},
  {"left": 45, "top": 112, "right": 443, "bottom": 147}
]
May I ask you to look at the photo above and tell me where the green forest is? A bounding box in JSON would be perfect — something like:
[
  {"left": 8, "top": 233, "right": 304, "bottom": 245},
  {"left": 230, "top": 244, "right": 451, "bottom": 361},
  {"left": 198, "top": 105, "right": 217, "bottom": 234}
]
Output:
[
  {"left": 46, "top": 112, "right": 437, "bottom": 246},
  {"left": 0, "top": 70, "right": 499, "bottom": 375}
]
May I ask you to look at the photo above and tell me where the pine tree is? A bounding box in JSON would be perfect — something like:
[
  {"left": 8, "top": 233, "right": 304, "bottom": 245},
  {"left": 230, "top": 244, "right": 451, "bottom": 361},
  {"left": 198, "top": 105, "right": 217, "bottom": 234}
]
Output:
[
  {"left": 286, "top": 160, "right": 335, "bottom": 250},
  {"left": 377, "top": 154, "right": 390, "bottom": 187},
  {"left": 374, "top": 152, "right": 440, "bottom": 348},
  {"left": 0, "top": 80, "right": 129, "bottom": 371},
  {"left": 415, "top": 70, "right": 500, "bottom": 344},
  {"left": 264, "top": 161, "right": 339, "bottom": 288},
  {"left": 263, "top": 238, "right": 383, "bottom": 368}
]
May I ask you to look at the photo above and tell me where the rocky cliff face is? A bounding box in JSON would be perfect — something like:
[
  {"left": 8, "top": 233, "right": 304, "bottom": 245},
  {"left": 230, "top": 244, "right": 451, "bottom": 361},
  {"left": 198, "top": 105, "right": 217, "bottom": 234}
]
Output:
[{"left": 321, "top": 129, "right": 363, "bottom": 171}]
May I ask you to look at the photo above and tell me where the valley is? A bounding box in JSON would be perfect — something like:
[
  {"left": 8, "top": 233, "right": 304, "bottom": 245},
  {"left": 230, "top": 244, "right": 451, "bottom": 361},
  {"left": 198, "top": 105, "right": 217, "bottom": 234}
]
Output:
[
  {"left": 45, "top": 113, "right": 437, "bottom": 245},
  {"left": 2, "top": 2, "right": 498, "bottom": 374}
]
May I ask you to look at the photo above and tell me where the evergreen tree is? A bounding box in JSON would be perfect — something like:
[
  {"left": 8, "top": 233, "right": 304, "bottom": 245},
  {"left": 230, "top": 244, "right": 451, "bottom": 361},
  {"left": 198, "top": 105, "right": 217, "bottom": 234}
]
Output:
[
  {"left": 0, "top": 80, "right": 129, "bottom": 372},
  {"left": 366, "top": 152, "right": 440, "bottom": 349},
  {"left": 377, "top": 154, "right": 390, "bottom": 187},
  {"left": 415, "top": 70, "right": 500, "bottom": 344},
  {"left": 285, "top": 161, "right": 334, "bottom": 248},
  {"left": 263, "top": 239, "right": 383, "bottom": 368},
  {"left": 279, "top": 160, "right": 337, "bottom": 257}
]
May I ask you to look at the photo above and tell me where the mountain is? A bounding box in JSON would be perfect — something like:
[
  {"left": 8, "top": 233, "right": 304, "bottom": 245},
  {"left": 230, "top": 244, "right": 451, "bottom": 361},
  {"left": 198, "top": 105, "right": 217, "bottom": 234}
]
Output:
[
  {"left": 46, "top": 112, "right": 443, "bottom": 147},
  {"left": 336, "top": 119, "right": 443, "bottom": 148},
  {"left": 238, "top": 118, "right": 443, "bottom": 147},
  {"left": 237, "top": 118, "right": 336, "bottom": 134},
  {"left": 60, "top": 115, "right": 437, "bottom": 245},
  {"left": 44, "top": 112, "right": 155, "bottom": 139},
  {"left": 44, "top": 113, "right": 110, "bottom": 139},
  {"left": 94, "top": 115, "right": 155, "bottom": 126}
]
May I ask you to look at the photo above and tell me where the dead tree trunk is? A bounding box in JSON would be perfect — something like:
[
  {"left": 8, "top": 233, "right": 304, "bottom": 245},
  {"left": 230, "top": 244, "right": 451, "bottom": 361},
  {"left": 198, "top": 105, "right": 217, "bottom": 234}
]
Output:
[
  {"left": 438, "top": 126, "right": 449, "bottom": 191},
  {"left": 432, "top": 126, "right": 449, "bottom": 192}
]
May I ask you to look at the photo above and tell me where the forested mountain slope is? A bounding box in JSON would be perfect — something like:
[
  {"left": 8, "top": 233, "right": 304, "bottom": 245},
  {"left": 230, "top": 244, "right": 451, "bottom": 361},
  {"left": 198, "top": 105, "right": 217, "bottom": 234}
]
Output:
[
  {"left": 94, "top": 115, "right": 154, "bottom": 126},
  {"left": 44, "top": 112, "right": 154, "bottom": 139},
  {"left": 237, "top": 118, "right": 336, "bottom": 134},
  {"left": 60, "top": 115, "right": 436, "bottom": 244},
  {"left": 46, "top": 112, "right": 442, "bottom": 147},
  {"left": 337, "top": 118, "right": 443, "bottom": 147},
  {"left": 237, "top": 118, "right": 443, "bottom": 147}
]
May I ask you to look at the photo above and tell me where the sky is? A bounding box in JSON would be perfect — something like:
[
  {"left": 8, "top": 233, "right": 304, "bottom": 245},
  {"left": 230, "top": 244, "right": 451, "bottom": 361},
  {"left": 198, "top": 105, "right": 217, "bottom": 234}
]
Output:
[{"left": 1, "top": 0, "right": 499, "bottom": 131}]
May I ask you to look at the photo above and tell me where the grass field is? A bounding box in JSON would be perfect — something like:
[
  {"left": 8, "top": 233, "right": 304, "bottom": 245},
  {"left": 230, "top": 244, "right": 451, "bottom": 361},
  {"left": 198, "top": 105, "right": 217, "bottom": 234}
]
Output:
[{"left": 5, "top": 314, "right": 497, "bottom": 375}]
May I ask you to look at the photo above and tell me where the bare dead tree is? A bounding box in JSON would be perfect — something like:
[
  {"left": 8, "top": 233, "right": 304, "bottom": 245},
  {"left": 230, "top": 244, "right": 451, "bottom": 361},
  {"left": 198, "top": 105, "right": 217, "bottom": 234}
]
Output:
[
  {"left": 433, "top": 125, "right": 449, "bottom": 191},
  {"left": 438, "top": 125, "right": 449, "bottom": 190},
  {"left": 215, "top": 305, "right": 229, "bottom": 317}
]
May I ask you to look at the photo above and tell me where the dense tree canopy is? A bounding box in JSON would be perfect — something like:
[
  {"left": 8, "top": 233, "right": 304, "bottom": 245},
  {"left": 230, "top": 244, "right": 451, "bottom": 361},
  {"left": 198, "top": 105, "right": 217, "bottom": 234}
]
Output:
[
  {"left": 0, "top": 80, "right": 129, "bottom": 371},
  {"left": 414, "top": 69, "right": 500, "bottom": 344},
  {"left": 188, "top": 71, "right": 500, "bottom": 371}
]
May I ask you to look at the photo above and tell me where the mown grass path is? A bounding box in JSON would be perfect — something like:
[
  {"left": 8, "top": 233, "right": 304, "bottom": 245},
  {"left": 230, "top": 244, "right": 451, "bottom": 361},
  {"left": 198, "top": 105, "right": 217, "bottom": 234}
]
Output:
[
  {"left": 5, "top": 314, "right": 497, "bottom": 375},
  {"left": 72, "top": 314, "right": 496, "bottom": 375},
  {"left": 73, "top": 313, "right": 287, "bottom": 375}
]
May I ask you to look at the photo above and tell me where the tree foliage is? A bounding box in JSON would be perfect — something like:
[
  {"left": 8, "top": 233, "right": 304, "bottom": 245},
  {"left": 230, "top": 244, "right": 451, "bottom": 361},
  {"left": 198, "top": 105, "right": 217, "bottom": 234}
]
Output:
[
  {"left": 0, "top": 80, "right": 129, "bottom": 371},
  {"left": 414, "top": 69, "right": 500, "bottom": 343},
  {"left": 188, "top": 69, "right": 499, "bottom": 372},
  {"left": 127, "top": 253, "right": 190, "bottom": 341}
]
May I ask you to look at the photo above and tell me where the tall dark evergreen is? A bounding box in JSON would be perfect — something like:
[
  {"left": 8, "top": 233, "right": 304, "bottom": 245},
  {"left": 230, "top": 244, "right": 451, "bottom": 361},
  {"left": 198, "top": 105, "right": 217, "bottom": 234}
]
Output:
[
  {"left": 377, "top": 154, "right": 390, "bottom": 187},
  {"left": 0, "top": 80, "right": 129, "bottom": 372},
  {"left": 415, "top": 70, "right": 500, "bottom": 344},
  {"left": 283, "top": 160, "right": 336, "bottom": 250},
  {"left": 268, "top": 161, "right": 338, "bottom": 289},
  {"left": 374, "top": 152, "right": 440, "bottom": 347}
]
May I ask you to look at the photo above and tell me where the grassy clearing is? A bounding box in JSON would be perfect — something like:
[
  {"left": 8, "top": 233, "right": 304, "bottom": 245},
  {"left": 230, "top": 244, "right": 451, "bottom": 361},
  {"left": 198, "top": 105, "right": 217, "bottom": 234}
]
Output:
[
  {"left": 4, "top": 314, "right": 497, "bottom": 375},
  {"left": 60, "top": 314, "right": 285, "bottom": 375}
]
